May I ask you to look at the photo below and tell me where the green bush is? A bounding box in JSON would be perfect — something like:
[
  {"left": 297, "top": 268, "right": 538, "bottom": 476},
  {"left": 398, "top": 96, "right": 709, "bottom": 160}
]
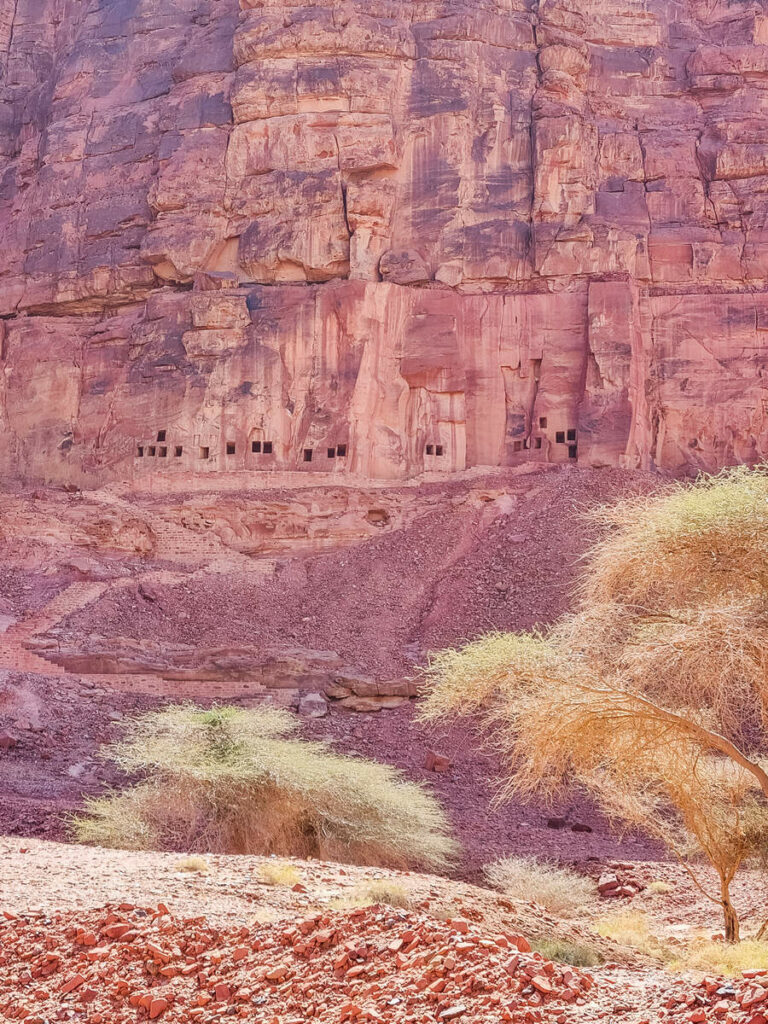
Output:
[{"left": 73, "top": 705, "right": 457, "bottom": 871}]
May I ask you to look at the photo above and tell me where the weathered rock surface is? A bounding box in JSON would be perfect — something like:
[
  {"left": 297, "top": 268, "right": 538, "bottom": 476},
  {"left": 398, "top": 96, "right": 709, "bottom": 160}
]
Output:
[{"left": 2, "top": 0, "right": 768, "bottom": 483}]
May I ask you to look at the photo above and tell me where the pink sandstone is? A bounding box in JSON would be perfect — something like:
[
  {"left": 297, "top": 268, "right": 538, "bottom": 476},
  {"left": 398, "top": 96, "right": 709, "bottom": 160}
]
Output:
[{"left": 1, "top": 0, "right": 768, "bottom": 484}]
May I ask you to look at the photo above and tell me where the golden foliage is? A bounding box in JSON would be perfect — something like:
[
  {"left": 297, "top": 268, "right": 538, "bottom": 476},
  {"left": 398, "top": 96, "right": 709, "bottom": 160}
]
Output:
[{"left": 421, "top": 466, "right": 768, "bottom": 941}]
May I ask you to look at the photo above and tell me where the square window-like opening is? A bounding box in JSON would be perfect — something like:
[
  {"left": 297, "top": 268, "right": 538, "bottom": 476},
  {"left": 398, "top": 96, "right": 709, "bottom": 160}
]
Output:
[
  {"left": 157, "top": 430, "right": 166, "bottom": 442},
  {"left": 435, "top": 444, "right": 444, "bottom": 456},
  {"left": 263, "top": 441, "right": 273, "bottom": 454},
  {"left": 568, "top": 444, "right": 578, "bottom": 460},
  {"left": 174, "top": 446, "right": 183, "bottom": 457},
  {"left": 327, "top": 447, "right": 336, "bottom": 458},
  {"left": 567, "top": 428, "right": 577, "bottom": 441},
  {"left": 539, "top": 416, "right": 547, "bottom": 429},
  {"left": 226, "top": 442, "right": 236, "bottom": 455},
  {"left": 303, "top": 448, "right": 313, "bottom": 462},
  {"left": 555, "top": 431, "right": 565, "bottom": 444},
  {"left": 159, "top": 446, "right": 168, "bottom": 458},
  {"left": 148, "top": 445, "right": 156, "bottom": 456},
  {"left": 524, "top": 439, "right": 530, "bottom": 450},
  {"left": 535, "top": 437, "right": 542, "bottom": 450},
  {"left": 199, "top": 446, "right": 210, "bottom": 459},
  {"left": 252, "top": 441, "right": 262, "bottom": 453},
  {"left": 337, "top": 444, "right": 347, "bottom": 458},
  {"left": 137, "top": 446, "right": 144, "bottom": 457},
  {"left": 513, "top": 440, "right": 522, "bottom": 452},
  {"left": 426, "top": 444, "right": 434, "bottom": 455}
]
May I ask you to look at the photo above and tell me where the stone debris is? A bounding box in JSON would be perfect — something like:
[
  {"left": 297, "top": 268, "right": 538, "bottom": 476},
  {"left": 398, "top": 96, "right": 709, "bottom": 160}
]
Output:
[
  {"left": 424, "top": 750, "right": 452, "bottom": 773},
  {"left": 597, "top": 867, "right": 645, "bottom": 900},
  {"left": 0, "top": 902, "right": 596, "bottom": 1023}
]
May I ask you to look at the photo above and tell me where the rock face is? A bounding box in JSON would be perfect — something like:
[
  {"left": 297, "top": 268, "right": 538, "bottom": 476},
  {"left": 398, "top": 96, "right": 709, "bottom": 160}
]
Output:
[{"left": 2, "top": 0, "right": 768, "bottom": 484}]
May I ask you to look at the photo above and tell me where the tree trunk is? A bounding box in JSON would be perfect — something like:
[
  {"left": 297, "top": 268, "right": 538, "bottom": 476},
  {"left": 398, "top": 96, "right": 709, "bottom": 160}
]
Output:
[{"left": 720, "top": 876, "right": 740, "bottom": 943}]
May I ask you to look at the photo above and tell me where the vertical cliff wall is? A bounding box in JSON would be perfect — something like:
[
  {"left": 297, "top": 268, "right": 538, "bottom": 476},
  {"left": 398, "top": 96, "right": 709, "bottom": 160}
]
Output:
[{"left": 2, "top": 0, "right": 768, "bottom": 484}]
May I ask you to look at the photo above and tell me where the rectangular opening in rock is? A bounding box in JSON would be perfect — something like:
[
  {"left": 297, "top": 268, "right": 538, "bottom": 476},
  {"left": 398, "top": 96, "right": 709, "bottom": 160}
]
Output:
[
  {"left": 252, "top": 441, "right": 262, "bottom": 453},
  {"left": 513, "top": 440, "right": 522, "bottom": 452},
  {"left": 148, "top": 445, "right": 156, "bottom": 456},
  {"left": 337, "top": 444, "right": 347, "bottom": 457},
  {"left": 556, "top": 431, "right": 565, "bottom": 444},
  {"left": 137, "top": 446, "right": 144, "bottom": 457},
  {"left": 535, "top": 437, "right": 542, "bottom": 449},
  {"left": 157, "top": 430, "right": 166, "bottom": 442},
  {"left": 568, "top": 444, "right": 578, "bottom": 459},
  {"left": 303, "top": 448, "right": 313, "bottom": 462},
  {"left": 567, "top": 428, "right": 577, "bottom": 441},
  {"left": 436, "top": 445, "right": 444, "bottom": 456},
  {"left": 199, "top": 446, "right": 209, "bottom": 459},
  {"left": 174, "top": 446, "right": 183, "bottom": 457},
  {"left": 539, "top": 417, "right": 547, "bottom": 429},
  {"left": 263, "top": 441, "right": 273, "bottom": 454},
  {"left": 159, "top": 446, "right": 168, "bottom": 458},
  {"left": 327, "top": 447, "right": 336, "bottom": 458},
  {"left": 426, "top": 444, "right": 434, "bottom": 455},
  {"left": 226, "top": 442, "right": 236, "bottom": 455}
]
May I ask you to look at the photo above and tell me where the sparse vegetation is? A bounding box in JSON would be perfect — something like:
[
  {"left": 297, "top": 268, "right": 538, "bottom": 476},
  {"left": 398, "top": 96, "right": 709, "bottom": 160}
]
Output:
[
  {"left": 174, "top": 855, "right": 210, "bottom": 874},
  {"left": 530, "top": 935, "right": 602, "bottom": 967},
  {"left": 671, "top": 938, "right": 768, "bottom": 976},
  {"left": 330, "top": 878, "right": 412, "bottom": 911},
  {"left": 358, "top": 878, "right": 412, "bottom": 908},
  {"left": 422, "top": 467, "right": 768, "bottom": 942},
  {"left": 647, "top": 880, "right": 674, "bottom": 895},
  {"left": 73, "top": 705, "right": 457, "bottom": 870},
  {"left": 258, "top": 860, "right": 302, "bottom": 887},
  {"left": 595, "top": 910, "right": 672, "bottom": 961},
  {"left": 484, "top": 856, "right": 592, "bottom": 917}
]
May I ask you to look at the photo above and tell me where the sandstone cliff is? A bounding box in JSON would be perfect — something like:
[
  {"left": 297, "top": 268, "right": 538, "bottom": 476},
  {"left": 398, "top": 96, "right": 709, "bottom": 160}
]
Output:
[{"left": 2, "top": 0, "right": 768, "bottom": 484}]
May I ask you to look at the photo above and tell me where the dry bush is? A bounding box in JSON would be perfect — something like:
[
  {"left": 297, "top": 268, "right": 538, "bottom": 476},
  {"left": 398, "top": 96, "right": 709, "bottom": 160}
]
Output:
[
  {"left": 583, "top": 464, "right": 768, "bottom": 610},
  {"left": 646, "top": 880, "right": 674, "bottom": 895},
  {"left": 259, "top": 861, "right": 301, "bottom": 887},
  {"left": 341, "top": 878, "right": 412, "bottom": 909},
  {"left": 530, "top": 935, "right": 602, "bottom": 967},
  {"left": 595, "top": 911, "right": 671, "bottom": 961},
  {"left": 484, "top": 856, "right": 592, "bottom": 917},
  {"left": 174, "top": 855, "right": 209, "bottom": 874},
  {"left": 672, "top": 938, "right": 768, "bottom": 976},
  {"left": 73, "top": 705, "right": 457, "bottom": 871}
]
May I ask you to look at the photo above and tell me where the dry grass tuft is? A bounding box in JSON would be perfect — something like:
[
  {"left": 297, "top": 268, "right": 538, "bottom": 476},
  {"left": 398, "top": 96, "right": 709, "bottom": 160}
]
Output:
[
  {"left": 174, "top": 855, "right": 210, "bottom": 874},
  {"left": 73, "top": 705, "right": 457, "bottom": 871},
  {"left": 484, "top": 856, "right": 593, "bottom": 917},
  {"left": 258, "top": 860, "right": 301, "bottom": 887},
  {"left": 330, "top": 878, "right": 412, "bottom": 911},
  {"left": 646, "top": 880, "right": 674, "bottom": 895},
  {"left": 672, "top": 938, "right": 768, "bottom": 976},
  {"left": 530, "top": 935, "right": 602, "bottom": 967},
  {"left": 595, "top": 910, "right": 671, "bottom": 961}
]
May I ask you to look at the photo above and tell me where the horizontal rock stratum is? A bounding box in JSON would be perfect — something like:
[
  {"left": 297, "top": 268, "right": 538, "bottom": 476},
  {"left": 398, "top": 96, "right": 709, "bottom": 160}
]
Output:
[{"left": 2, "top": 0, "right": 768, "bottom": 484}]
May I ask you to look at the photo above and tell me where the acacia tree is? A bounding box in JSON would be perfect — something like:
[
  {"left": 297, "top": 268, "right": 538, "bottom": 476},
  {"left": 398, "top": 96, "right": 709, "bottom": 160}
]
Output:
[{"left": 421, "top": 466, "right": 768, "bottom": 942}]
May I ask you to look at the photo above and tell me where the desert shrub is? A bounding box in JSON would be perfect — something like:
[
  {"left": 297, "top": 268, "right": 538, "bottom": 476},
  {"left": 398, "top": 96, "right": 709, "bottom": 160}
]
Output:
[
  {"left": 259, "top": 860, "right": 301, "bottom": 887},
  {"left": 646, "top": 880, "right": 673, "bottom": 895},
  {"left": 530, "top": 935, "right": 602, "bottom": 967},
  {"left": 595, "top": 911, "right": 671, "bottom": 961},
  {"left": 672, "top": 938, "right": 768, "bottom": 976},
  {"left": 484, "top": 856, "right": 592, "bottom": 917},
  {"left": 329, "top": 878, "right": 411, "bottom": 911},
  {"left": 73, "top": 705, "right": 457, "bottom": 871},
  {"left": 174, "top": 855, "right": 209, "bottom": 873},
  {"left": 357, "top": 878, "right": 412, "bottom": 908}
]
